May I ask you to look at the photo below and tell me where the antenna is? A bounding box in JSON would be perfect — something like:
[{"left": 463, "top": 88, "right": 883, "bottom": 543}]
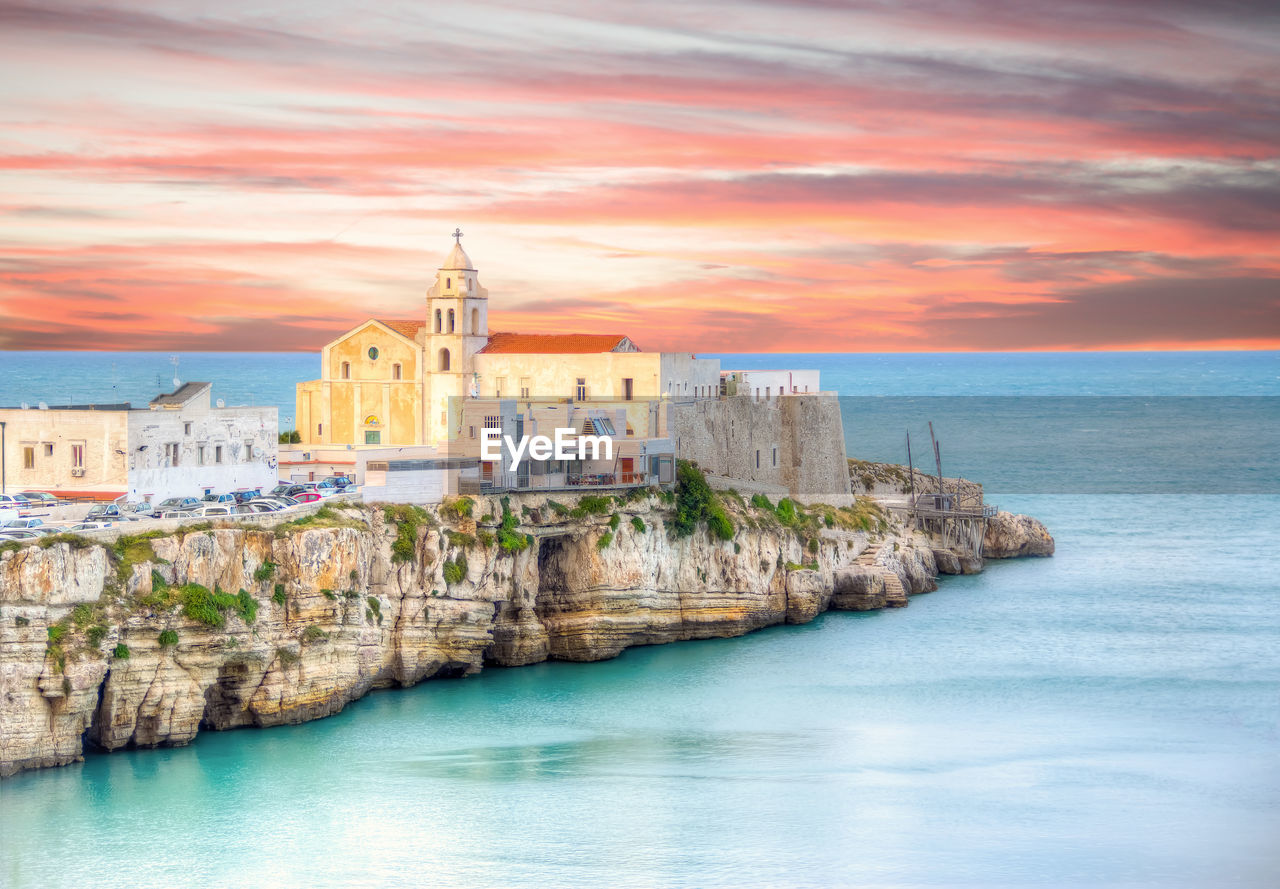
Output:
[
  {"left": 170, "top": 355, "right": 181, "bottom": 389},
  {"left": 20, "top": 402, "right": 29, "bottom": 410},
  {"left": 216, "top": 398, "right": 225, "bottom": 408}
]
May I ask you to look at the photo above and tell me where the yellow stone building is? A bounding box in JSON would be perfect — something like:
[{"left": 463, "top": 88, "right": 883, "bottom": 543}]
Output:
[{"left": 296, "top": 235, "right": 721, "bottom": 449}]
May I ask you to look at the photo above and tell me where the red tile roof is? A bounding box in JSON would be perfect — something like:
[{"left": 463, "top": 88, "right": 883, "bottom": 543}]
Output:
[
  {"left": 378, "top": 319, "right": 425, "bottom": 340},
  {"left": 479, "top": 332, "right": 638, "bottom": 354}
]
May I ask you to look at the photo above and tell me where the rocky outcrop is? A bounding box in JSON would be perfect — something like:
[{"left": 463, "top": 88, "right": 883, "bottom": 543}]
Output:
[
  {"left": 1, "top": 493, "right": 1049, "bottom": 777},
  {"left": 983, "top": 512, "right": 1055, "bottom": 558}
]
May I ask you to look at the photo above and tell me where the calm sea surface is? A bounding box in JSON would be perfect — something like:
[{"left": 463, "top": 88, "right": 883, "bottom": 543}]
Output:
[{"left": 1, "top": 351, "right": 1278, "bottom": 888}]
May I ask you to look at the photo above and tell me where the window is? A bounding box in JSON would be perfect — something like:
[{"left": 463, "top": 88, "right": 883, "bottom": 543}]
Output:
[
  {"left": 341, "top": 361, "right": 351, "bottom": 379},
  {"left": 484, "top": 415, "right": 501, "bottom": 430},
  {"left": 197, "top": 445, "right": 206, "bottom": 466},
  {"left": 392, "top": 363, "right": 402, "bottom": 380},
  {"left": 446, "top": 277, "right": 452, "bottom": 289},
  {"left": 365, "top": 430, "right": 381, "bottom": 444},
  {"left": 471, "top": 307, "right": 479, "bottom": 334},
  {"left": 215, "top": 445, "right": 223, "bottom": 464},
  {"left": 468, "top": 426, "right": 476, "bottom": 440},
  {"left": 765, "top": 386, "right": 771, "bottom": 399},
  {"left": 755, "top": 450, "right": 760, "bottom": 469},
  {"left": 576, "top": 378, "right": 587, "bottom": 401},
  {"left": 495, "top": 377, "right": 505, "bottom": 397},
  {"left": 368, "top": 346, "right": 379, "bottom": 361},
  {"left": 519, "top": 378, "right": 530, "bottom": 399},
  {"left": 438, "top": 348, "right": 450, "bottom": 372},
  {"left": 447, "top": 308, "right": 455, "bottom": 333},
  {"left": 183, "top": 422, "right": 192, "bottom": 435},
  {"left": 772, "top": 447, "right": 778, "bottom": 467},
  {"left": 623, "top": 378, "right": 633, "bottom": 401},
  {"left": 434, "top": 309, "right": 442, "bottom": 333},
  {"left": 23, "top": 446, "right": 35, "bottom": 469},
  {"left": 163, "top": 443, "right": 177, "bottom": 467},
  {"left": 244, "top": 439, "right": 254, "bottom": 460}
]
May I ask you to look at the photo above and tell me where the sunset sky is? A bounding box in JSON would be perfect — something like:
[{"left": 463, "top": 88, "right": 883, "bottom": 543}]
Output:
[{"left": 1, "top": 0, "right": 1278, "bottom": 352}]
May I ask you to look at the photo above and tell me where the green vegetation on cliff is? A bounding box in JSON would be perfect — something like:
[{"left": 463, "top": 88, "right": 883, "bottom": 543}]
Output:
[{"left": 672, "top": 461, "right": 734, "bottom": 541}]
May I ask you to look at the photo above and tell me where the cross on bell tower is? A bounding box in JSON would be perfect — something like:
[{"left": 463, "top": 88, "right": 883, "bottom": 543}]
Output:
[{"left": 452, "top": 227, "right": 463, "bottom": 244}]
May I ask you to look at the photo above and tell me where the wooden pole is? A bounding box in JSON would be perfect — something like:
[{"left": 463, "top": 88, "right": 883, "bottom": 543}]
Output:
[
  {"left": 906, "top": 429, "right": 916, "bottom": 513},
  {"left": 928, "top": 421, "right": 944, "bottom": 496}
]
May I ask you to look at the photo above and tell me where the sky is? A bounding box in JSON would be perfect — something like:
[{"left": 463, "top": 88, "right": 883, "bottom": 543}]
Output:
[{"left": 1, "top": 0, "right": 1278, "bottom": 353}]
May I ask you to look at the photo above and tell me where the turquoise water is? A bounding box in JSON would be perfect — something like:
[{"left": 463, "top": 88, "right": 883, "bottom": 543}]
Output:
[{"left": 2, "top": 353, "right": 1279, "bottom": 888}]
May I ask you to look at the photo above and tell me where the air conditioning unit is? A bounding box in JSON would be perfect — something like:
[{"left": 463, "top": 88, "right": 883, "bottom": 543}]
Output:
[{"left": 70, "top": 468, "right": 86, "bottom": 477}]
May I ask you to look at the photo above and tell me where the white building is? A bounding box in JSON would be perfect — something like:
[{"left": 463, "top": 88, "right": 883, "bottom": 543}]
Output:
[
  {"left": 720, "top": 369, "right": 822, "bottom": 399},
  {"left": 0, "top": 382, "right": 277, "bottom": 504}
]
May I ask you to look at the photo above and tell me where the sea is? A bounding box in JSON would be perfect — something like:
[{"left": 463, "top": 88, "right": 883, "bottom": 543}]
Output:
[{"left": 1, "top": 351, "right": 1278, "bottom": 889}]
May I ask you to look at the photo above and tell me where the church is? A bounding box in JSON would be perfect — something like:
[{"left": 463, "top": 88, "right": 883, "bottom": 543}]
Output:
[{"left": 295, "top": 232, "right": 722, "bottom": 450}]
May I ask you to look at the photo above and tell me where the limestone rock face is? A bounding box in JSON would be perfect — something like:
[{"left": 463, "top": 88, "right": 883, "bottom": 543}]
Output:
[
  {"left": 983, "top": 512, "right": 1055, "bottom": 558},
  {"left": 1, "top": 495, "right": 1049, "bottom": 778},
  {"left": 830, "top": 567, "right": 886, "bottom": 611}
]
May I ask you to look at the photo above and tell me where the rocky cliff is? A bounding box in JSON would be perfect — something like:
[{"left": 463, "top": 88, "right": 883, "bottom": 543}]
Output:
[{"left": 1, "top": 489, "right": 1050, "bottom": 778}]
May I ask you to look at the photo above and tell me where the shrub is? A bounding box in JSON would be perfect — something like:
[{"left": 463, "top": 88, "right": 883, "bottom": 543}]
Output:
[
  {"left": 446, "top": 530, "right": 476, "bottom": 548},
  {"left": 750, "top": 493, "right": 774, "bottom": 511},
  {"left": 253, "top": 560, "right": 277, "bottom": 583},
  {"left": 497, "top": 499, "right": 530, "bottom": 553},
  {"left": 158, "top": 629, "right": 179, "bottom": 647},
  {"left": 384, "top": 504, "right": 431, "bottom": 563},
  {"left": 631, "top": 516, "right": 646, "bottom": 534},
  {"left": 477, "top": 529, "right": 495, "bottom": 548},
  {"left": 113, "top": 643, "right": 131, "bottom": 659},
  {"left": 571, "top": 495, "right": 613, "bottom": 518},
  {"left": 366, "top": 597, "right": 382, "bottom": 625},
  {"left": 442, "top": 496, "right": 474, "bottom": 520},
  {"left": 322, "top": 589, "right": 337, "bottom": 601},
  {"left": 178, "top": 583, "right": 240, "bottom": 628},
  {"left": 808, "top": 537, "right": 819, "bottom": 553},
  {"left": 278, "top": 429, "right": 302, "bottom": 444},
  {"left": 547, "top": 500, "right": 570, "bottom": 516},
  {"left": 86, "top": 624, "right": 109, "bottom": 647},
  {"left": 608, "top": 513, "right": 621, "bottom": 531},
  {"left": 443, "top": 555, "right": 467, "bottom": 585},
  {"left": 235, "top": 589, "right": 259, "bottom": 624},
  {"left": 151, "top": 569, "right": 169, "bottom": 591},
  {"left": 272, "top": 584, "right": 286, "bottom": 605},
  {"left": 71, "top": 602, "right": 95, "bottom": 628},
  {"left": 596, "top": 532, "right": 613, "bottom": 549},
  {"left": 671, "top": 461, "right": 734, "bottom": 541},
  {"left": 277, "top": 646, "right": 300, "bottom": 666},
  {"left": 47, "top": 623, "right": 68, "bottom": 644},
  {"left": 15, "top": 615, "right": 30, "bottom": 627},
  {"left": 775, "top": 498, "right": 799, "bottom": 526},
  {"left": 302, "top": 624, "right": 329, "bottom": 642}
]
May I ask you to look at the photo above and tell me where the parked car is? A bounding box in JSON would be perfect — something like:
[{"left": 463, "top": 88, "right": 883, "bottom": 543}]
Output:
[
  {"left": 233, "top": 502, "right": 275, "bottom": 515},
  {"left": 318, "top": 475, "right": 354, "bottom": 490},
  {"left": 0, "top": 518, "right": 44, "bottom": 530},
  {"left": 85, "top": 504, "right": 125, "bottom": 521},
  {"left": 282, "top": 483, "right": 318, "bottom": 498},
  {"left": 233, "top": 489, "right": 262, "bottom": 503},
  {"left": 254, "top": 496, "right": 297, "bottom": 510},
  {"left": 0, "top": 494, "right": 30, "bottom": 507},
  {"left": 292, "top": 492, "right": 323, "bottom": 504},
  {"left": 17, "top": 491, "right": 58, "bottom": 506},
  {"left": 202, "top": 492, "right": 238, "bottom": 504},
  {"left": 0, "top": 528, "right": 45, "bottom": 541},
  {"left": 185, "top": 504, "right": 237, "bottom": 517},
  {"left": 150, "top": 497, "right": 201, "bottom": 516},
  {"left": 58, "top": 522, "right": 113, "bottom": 533},
  {"left": 269, "top": 483, "right": 294, "bottom": 497}
]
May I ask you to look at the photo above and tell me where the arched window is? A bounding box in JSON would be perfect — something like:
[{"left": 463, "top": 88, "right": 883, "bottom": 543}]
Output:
[
  {"left": 446, "top": 277, "right": 452, "bottom": 289},
  {"left": 392, "top": 363, "right": 402, "bottom": 380},
  {"left": 438, "top": 348, "right": 450, "bottom": 372},
  {"left": 434, "top": 309, "right": 442, "bottom": 333},
  {"left": 447, "top": 308, "right": 455, "bottom": 333},
  {"left": 341, "top": 361, "right": 350, "bottom": 379},
  {"left": 471, "top": 307, "right": 479, "bottom": 334}
]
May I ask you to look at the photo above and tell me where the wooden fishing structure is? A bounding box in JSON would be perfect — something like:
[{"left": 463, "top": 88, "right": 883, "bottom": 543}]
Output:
[{"left": 904, "top": 425, "right": 995, "bottom": 557}]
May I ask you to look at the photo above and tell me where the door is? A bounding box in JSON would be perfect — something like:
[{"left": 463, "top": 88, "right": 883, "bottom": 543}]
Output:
[
  {"left": 621, "top": 457, "right": 634, "bottom": 483},
  {"left": 623, "top": 378, "right": 633, "bottom": 401}
]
